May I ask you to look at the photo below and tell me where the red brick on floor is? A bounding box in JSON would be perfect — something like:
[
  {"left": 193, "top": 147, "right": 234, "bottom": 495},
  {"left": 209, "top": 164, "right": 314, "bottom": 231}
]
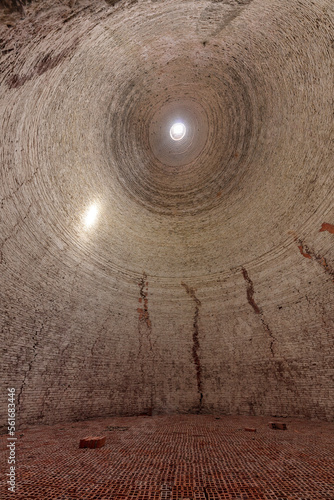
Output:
[
  {"left": 1, "top": 415, "right": 333, "bottom": 499},
  {"left": 79, "top": 435, "right": 106, "bottom": 448},
  {"left": 269, "top": 421, "right": 287, "bottom": 430}
]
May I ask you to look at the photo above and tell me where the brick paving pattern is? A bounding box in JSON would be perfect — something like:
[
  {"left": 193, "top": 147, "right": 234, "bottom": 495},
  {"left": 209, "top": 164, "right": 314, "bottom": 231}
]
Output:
[{"left": 1, "top": 415, "right": 333, "bottom": 499}]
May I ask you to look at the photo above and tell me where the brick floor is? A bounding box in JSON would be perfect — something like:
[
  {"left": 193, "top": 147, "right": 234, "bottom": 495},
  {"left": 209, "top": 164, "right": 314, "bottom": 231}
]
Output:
[{"left": 1, "top": 415, "right": 333, "bottom": 499}]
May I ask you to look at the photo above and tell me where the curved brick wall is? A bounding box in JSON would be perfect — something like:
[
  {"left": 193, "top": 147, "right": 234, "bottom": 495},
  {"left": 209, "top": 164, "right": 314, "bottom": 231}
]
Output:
[{"left": 0, "top": 0, "right": 333, "bottom": 428}]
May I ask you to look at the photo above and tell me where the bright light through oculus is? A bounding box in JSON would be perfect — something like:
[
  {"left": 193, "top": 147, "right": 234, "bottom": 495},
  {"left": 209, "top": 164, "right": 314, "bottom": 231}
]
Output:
[
  {"left": 84, "top": 204, "right": 98, "bottom": 227},
  {"left": 170, "top": 122, "right": 186, "bottom": 141}
]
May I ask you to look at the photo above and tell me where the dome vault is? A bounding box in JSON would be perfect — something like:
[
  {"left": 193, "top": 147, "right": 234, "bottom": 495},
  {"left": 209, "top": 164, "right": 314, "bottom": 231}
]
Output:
[{"left": 0, "top": 0, "right": 333, "bottom": 426}]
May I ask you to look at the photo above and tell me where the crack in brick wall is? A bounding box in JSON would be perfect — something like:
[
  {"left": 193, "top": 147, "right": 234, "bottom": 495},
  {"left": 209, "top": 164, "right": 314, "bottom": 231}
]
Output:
[
  {"left": 181, "top": 282, "right": 203, "bottom": 413},
  {"left": 17, "top": 322, "right": 44, "bottom": 414},
  {"left": 1, "top": 0, "right": 334, "bottom": 426},
  {"left": 137, "top": 272, "right": 155, "bottom": 414},
  {"left": 137, "top": 272, "right": 151, "bottom": 330},
  {"left": 241, "top": 267, "right": 276, "bottom": 357},
  {"left": 297, "top": 240, "right": 334, "bottom": 282}
]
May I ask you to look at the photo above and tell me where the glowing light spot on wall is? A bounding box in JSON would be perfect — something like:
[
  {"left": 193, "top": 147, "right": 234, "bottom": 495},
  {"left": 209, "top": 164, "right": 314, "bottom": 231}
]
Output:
[{"left": 84, "top": 204, "right": 98, "bottom": 228}]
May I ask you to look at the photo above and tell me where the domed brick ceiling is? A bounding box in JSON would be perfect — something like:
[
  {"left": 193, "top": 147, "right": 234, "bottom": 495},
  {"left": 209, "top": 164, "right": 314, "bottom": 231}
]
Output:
[{"left": 0, "top": 0, "right": 333, "bottom": 427}]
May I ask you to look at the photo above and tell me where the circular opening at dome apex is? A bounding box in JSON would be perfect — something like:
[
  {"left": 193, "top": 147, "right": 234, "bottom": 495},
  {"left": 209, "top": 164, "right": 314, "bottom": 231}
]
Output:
[{"left": 170, "top": 122, "right": 186, "bottom": 141}]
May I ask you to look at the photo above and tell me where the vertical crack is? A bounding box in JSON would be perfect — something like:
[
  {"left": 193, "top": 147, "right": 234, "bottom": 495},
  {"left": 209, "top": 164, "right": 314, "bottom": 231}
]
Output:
[
  {"left": 297, "top": 239, "right": 334, "bottom": 282},
  {"left": 241, "top": 267, "right": 276, "bottom": 357},
  {"left": 241, "top": 267, "right": 261, "bottom": 315},
  {"left": 137, "top": 272, "right": 153, "bottom": 355},
  {"left": 17, "top": 322, "right": 44, "bottom": 414},
  {"left": 137, "top": 272, "right": 155, "bottom": 414},
  {"left": 137, "top": 272, "right": 152, "bottom": 330},
  {"left": 181, "top": 282, "right": 203, "bottom": 413}
]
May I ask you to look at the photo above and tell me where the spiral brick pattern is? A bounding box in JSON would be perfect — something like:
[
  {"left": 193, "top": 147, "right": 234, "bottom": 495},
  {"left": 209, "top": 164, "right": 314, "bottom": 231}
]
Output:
[{"left": 0, "top": 0, "right": 333, "bottom": 427}]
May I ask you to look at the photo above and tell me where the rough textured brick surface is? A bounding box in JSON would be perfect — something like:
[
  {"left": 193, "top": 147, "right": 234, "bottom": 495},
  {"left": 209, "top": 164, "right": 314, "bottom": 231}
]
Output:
[
  {"left": 0, "top": 0, "right": 334, "bottom": 429},
  {"left": 1, "top": 415, "right": 333, "bottom": 499}
]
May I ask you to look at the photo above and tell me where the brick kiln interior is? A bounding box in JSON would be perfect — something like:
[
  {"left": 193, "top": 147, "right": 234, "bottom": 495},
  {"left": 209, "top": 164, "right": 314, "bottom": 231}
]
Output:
[{"left": 0, "top": 1, "right": 333, "bottom": 499}]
